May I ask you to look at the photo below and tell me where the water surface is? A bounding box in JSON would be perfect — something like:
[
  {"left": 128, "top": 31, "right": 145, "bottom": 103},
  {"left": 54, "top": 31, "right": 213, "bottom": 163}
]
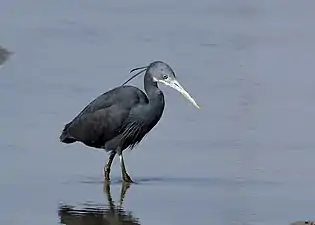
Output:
[{"left": 1, "top": 0, "right": 315, "bottom": 224}]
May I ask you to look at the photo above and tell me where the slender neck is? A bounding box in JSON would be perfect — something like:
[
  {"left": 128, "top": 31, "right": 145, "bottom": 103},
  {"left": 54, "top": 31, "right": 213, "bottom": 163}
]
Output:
[{"left": 143, "top": 72, "right": 165, "bottom": 117}]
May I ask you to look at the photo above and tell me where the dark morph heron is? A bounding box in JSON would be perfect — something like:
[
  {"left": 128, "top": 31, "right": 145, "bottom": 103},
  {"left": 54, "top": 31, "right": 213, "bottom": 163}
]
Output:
[{"left": 59, "top": 61, "right": 199, "bottom": 183}]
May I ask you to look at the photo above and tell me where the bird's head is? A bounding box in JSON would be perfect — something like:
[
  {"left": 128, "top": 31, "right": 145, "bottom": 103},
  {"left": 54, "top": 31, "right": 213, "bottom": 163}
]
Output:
[{"left": 123, "top": 61, "right": 200, "bottom": 109}]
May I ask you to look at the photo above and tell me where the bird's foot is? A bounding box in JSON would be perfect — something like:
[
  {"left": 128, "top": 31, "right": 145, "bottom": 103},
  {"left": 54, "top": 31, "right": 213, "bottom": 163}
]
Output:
[{"left": 122, "top": 173, "right": 134, "bottom": 183}]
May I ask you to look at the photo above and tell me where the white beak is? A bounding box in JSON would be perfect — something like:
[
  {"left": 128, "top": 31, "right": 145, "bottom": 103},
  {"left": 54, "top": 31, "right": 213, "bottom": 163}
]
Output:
[{"left": 159, "top": 79, "right": 200, "bottom": 109}]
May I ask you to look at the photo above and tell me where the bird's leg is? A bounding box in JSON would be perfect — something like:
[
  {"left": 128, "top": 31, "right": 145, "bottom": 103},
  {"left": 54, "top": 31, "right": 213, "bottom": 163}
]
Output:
[
  {"left": 104, "top": 151, "right": 116, "bottom": 180},
  {"left": 119, "top": 153, "right": 133, "bottom": 183}
]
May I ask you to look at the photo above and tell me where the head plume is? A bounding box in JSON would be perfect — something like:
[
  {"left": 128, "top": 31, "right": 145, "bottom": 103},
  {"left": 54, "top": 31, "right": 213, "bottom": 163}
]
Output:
[{"left": 122, "top": 65, "right": 148, "bottom": 86}]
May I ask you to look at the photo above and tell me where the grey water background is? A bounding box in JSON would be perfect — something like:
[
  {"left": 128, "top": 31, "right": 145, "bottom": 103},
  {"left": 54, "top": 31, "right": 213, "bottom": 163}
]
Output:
[{"left": 1, "top": 0, "right": 315, "bottom": 224}]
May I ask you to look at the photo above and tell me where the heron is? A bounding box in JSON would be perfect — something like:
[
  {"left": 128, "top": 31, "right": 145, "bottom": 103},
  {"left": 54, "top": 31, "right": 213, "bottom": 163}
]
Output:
[{"left": 59, "top": 61, "right": 199, "bottom": 183}]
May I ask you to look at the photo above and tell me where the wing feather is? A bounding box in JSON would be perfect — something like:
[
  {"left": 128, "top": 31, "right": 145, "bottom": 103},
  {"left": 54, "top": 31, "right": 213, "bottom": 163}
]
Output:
[{"left": 59, "top": 85, "right": 149, "bottom": 149}]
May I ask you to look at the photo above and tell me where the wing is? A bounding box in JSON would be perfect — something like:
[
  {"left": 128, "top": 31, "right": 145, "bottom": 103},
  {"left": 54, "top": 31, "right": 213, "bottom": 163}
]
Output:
[
  {"left": 74, "top": 85, "right": 147, "bottom": 119},
  {"left": 59, "top": 85, "right": 148, "bottom": 147},
  {"left": 65, "top": 104, "right": 129, "bottom": 148}
]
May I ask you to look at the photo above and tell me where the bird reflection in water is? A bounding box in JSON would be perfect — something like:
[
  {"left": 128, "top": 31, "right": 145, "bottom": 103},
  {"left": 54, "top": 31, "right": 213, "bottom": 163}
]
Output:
[{"left": 58, "top": 181, "right": 140, "bottom": 225}]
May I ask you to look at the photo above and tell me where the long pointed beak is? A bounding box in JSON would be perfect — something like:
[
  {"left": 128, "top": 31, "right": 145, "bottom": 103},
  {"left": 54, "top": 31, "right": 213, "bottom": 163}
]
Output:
[{"left": 161, "top": 79, "right": 200, "bottom": 109}]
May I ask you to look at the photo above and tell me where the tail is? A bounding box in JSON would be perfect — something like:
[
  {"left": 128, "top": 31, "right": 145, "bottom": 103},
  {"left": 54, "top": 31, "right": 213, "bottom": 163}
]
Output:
[{"left": 59, "top": 122, "right": 76, "bottom": 144}]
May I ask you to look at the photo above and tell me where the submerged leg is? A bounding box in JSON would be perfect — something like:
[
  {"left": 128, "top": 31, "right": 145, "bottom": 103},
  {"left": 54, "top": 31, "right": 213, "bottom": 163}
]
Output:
[
  {"left": 104, "top": 151, "right": 116, "bottom": 180},
  {"left": 119, "top": 153, "right": 133, "bottom": 183}
]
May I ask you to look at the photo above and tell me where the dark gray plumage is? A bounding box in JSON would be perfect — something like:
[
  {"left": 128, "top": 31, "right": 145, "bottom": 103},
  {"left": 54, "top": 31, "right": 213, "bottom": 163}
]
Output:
[{"left": 59, "top": 61, "right": 199, "bottom": 182}]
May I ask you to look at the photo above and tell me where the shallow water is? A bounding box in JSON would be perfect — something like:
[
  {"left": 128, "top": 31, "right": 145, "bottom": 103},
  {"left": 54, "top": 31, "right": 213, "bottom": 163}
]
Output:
[{"left": 1, "top": 0, "right": 315, "bottom": 224}]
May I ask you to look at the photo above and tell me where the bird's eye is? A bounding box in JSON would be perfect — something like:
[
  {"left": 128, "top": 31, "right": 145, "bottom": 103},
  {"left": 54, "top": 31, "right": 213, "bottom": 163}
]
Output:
[{"left": 162, "top": 74, "right": 168, "bottom": 79}]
